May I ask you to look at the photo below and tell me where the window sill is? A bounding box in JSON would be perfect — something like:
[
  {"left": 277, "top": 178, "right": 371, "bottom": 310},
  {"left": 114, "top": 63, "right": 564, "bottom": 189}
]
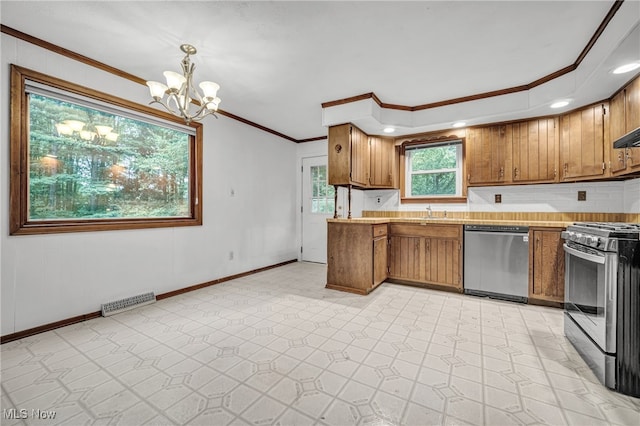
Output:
[{"left": 401, "top": 196, "right": 467, "bottom": 204}]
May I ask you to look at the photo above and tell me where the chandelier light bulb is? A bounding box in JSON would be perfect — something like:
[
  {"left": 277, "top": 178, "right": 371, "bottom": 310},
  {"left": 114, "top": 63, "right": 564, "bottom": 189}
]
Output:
[
  {"left": 105, "top": 132, "right": 119, "bottom": 142},
  {"left": 55, "top": 123, "right": 73, "bottom": 136},
  {"left": 206, "top": 97, "right": 221, "bottom": 111},
  {"left": 80, "top": 130, "right": 95, "bottom": 141},
  {"left": 95, "top": 125, "right": 113, "bottom": 137},
  {"left": 146, "top": 81, "right": 168, "bottom": 99},
  {"left": 63, "top": 120, "right": 85, "bottom": 132},
  {"left": 163, "top": 71, "right": 186, "bottom": 92},
  {"left": 199, "top": 81, "right": 220, "bottom": 100}
]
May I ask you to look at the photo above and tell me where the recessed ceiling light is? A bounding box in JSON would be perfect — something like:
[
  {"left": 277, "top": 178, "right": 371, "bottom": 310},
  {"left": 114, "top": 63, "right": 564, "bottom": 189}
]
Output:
[
  {"left": 613, "top": 62, "right": 640, "bottom": 74},
  {"left": 383, "top": 127, "right": 395, "bottom": 133},
  {"left": 452, "top": 121, "right": 466, "bottom": 128},
  {"left": 550, "top": 100, "right": 570, "bottom": 109}
]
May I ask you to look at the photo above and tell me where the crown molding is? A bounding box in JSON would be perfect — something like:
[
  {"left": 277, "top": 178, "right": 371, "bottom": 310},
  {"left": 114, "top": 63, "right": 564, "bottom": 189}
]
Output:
[
  {"left": 1, "top": 24, "right": 328, "bottom": 143},
  {"left": 322, "top": 0, "right": 623, "bottom": 113}
]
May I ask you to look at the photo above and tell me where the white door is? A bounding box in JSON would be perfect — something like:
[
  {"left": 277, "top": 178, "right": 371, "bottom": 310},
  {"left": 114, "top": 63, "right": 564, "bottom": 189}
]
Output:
[{"left": 301, "top": 156, "right": 335, "bottom": 263}]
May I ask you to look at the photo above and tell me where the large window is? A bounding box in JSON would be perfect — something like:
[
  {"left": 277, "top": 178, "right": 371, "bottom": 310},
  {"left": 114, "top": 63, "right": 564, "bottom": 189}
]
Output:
[
  {"left": 404, "top": 140, "right": 463, "bottom": 199},
  {"left": 10, "top": 65, "right": 203, "bottom": 235}
]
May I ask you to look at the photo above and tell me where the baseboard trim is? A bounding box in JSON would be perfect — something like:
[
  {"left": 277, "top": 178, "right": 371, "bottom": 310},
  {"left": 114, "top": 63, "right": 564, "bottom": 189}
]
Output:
[
  {"left": 1, "top": 259, "right": 298, "bottom": 344},
  {"left": 156, "top": 259, "right": 297, "bottom": 300}
]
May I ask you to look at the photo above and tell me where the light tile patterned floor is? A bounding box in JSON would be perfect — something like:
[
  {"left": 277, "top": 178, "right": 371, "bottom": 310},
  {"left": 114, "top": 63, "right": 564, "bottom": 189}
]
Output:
[{"left": 2, "top": 261, "right": 639, "bottom": 425}]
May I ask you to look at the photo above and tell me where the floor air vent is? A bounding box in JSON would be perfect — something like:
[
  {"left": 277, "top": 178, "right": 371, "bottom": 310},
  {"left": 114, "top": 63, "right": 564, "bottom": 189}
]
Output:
[{"left": 101, "top": 292, "right": 156, "bottom": 317}]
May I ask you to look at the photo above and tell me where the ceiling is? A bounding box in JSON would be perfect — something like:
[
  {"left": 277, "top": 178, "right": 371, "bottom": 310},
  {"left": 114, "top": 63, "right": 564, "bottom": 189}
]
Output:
[{"left": 2, "top": 1, "right": 640, "bottom": 141}]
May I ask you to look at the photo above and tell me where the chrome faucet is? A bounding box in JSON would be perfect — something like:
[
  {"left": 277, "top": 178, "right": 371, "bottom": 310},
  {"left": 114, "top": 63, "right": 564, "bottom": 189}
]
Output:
[{"left": 426, "top": 205, "right": 432, "bottom": 218}]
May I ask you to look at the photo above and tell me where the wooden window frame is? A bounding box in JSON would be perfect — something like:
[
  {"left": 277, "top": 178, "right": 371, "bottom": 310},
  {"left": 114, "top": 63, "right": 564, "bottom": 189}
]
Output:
[
  {"left": 9, "top": 64, "right": 203, "bottom": 235},
  {"left": 399, "top": 136, "right": 468, "bottom": 204}
]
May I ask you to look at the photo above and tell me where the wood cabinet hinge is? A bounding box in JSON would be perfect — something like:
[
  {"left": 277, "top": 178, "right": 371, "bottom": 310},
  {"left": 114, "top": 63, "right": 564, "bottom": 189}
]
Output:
[{"left": 602, "top": 162, "right": 606, "bottom": 171}]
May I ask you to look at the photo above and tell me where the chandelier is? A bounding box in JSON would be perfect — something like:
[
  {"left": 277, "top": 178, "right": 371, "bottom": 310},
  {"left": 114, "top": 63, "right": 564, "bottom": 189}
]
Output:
[{"left": 146, "top": 44, "right": 221, "bottom": 124}]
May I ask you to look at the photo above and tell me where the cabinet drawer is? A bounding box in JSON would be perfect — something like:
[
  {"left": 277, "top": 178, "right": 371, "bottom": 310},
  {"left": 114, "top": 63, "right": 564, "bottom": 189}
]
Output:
[
  {"left": 389, "top": 223, "right": 461, "bottom": 239},
  {"left": 372, "top": 224, "right": 388, "bottom": 238}
]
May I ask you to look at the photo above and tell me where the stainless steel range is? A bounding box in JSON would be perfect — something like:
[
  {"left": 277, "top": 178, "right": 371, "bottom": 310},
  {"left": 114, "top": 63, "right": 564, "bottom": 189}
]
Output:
[{"left": 562, "top": 222, "right": 640, "bottom": 397}]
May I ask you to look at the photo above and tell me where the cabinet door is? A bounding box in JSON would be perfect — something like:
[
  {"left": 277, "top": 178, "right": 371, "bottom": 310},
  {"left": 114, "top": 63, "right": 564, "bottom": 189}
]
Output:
[
  {"left": 350, "top": 126, "right": 370, "bottom": 187},
  {"left": 466, "top": 125, "right": 510, "bottom": 185},
  {"left": 610, "top": 90, "right": 628, "bottom": 174},
  {"left": 388, "top": 235, "right": 421, "bottom": 281},
  {"left": 369, "top": 136, "right": 394, "bottom": 187},
  {"left": 326, "top": 223, "right": 373, "bottom": 293},
  {"left": 529, "top": 229, "right": 565, "bottom": 304},
  {"left": 512, "top": 118, "right": 558, "bottom": 182},
  {"left": 626, "top": 76, "right": 640, "bottom": 131},
  {"left": 626, "top": 78, "right": 640, "bottom": 171},
  {"left": 423, "top": 237, "right": 462, "bottom": 289},
  {"left": 560, "top": 103, "right": 606, "bottom": 180},
  {"left": 328, "top": 124, "right": 352, "bottom": 185},
  {"left": 373, "top": 236, "right": 388, "bottom": 286}
]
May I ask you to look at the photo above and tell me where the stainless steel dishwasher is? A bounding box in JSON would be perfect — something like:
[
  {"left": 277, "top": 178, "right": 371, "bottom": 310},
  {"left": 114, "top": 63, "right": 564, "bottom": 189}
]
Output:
[{"left": 464, "top": 224, "right": 530, "bottom": 303}]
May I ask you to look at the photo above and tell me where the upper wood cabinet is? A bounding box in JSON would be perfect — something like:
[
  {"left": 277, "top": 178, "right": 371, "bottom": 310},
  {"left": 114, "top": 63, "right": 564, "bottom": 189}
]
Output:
[
  {"left": 611, "top": 76, "right": 640, "bottom": 175},
  {"left": 329, "top": 123, "right": 369, "bottom": 187},
  {"left": 328, "top": 124, "right": 398, "bottom": 189},
  {"left": 369, "top": 136, "right": 396, "bottom": 188},
  {"left": 466, "top": 125, "right": 512, "bottom": 185},
  {"left": 559, "top": 103, "right": 607, "bottom": 181},
  {"left": 512, "top": 118, "right": 559, "bottom": 183}
]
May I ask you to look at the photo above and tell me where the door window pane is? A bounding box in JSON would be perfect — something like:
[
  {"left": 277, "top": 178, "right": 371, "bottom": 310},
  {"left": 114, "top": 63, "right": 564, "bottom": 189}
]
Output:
[{"left": 310, "top": 165, "right": 335, "bottom": 213}]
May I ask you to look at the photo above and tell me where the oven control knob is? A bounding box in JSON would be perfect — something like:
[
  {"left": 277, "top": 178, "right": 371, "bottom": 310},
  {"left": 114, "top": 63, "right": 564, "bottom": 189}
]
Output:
[
  {"left": 590, "top": 237, "right": 601, "bottom": 248},
  {"left": 577, "top": 234, "right": 586, "bottom": 244},
  {"left": 585, "top": 236, "right": 595, "bottom": 246}
]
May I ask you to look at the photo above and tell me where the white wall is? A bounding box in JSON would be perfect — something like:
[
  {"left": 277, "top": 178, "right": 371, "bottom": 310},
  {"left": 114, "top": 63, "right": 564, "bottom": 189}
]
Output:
[
  {"left": 361, "top": 178, "right": 640, "bottom": 215},
  {"left": 1, "top": 34, "right": 298, "bottom": 336},
  {"left": 624, "top": 178, "right": 640, "bottom": 214}
]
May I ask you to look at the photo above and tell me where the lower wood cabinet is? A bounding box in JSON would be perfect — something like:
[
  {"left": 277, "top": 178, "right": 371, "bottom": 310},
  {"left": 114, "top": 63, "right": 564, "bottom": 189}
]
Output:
[
  {"left": 529, "top": 227, "right": 565, "bottom": 306},
  {"left": 326, "top": 222, "right": 387, "bottom": 294},
  {"left": 327, "top": 221, "right": 565, "bottom": 308},
  {"left": 388, "top": 223, "right": 463, "bottom": 291}
]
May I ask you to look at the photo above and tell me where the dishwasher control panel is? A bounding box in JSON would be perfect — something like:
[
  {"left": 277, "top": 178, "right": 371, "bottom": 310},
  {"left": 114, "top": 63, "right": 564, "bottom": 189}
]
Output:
[{"left": 464, "top": 224, "right": 529, "bottom": 233}]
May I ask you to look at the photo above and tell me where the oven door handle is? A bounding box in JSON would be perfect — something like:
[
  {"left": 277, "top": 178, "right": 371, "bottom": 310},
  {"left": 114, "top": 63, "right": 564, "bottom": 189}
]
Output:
[{"left": 563, "top": 243, "right": 605, "bottom": 264}]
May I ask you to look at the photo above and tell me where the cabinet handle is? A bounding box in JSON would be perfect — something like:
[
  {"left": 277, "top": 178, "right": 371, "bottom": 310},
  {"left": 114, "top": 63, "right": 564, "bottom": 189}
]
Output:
[
  {"left": 563, "top": 163, "right": 568, "bottom": 175},
  {"left": 514, "top": 167, "right": 519, "bottom": 178},
  {"left": 627, "top": 149, "right": 632, "bottom": 164},
  {"left": 553, "top": 168, "right": 557, "bottom": 178},
  {"left": 499, "top": 167, "right": 504, "bottom": 178}
]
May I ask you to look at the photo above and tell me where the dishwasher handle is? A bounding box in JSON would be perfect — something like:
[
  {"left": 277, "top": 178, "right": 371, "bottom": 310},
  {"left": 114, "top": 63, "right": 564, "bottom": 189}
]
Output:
[
  {"left": 464, "top": 224, "right": 529, "bottom": 233},
  {"left": 464, "top": 230, "right": 530, "bottom": 239}
]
